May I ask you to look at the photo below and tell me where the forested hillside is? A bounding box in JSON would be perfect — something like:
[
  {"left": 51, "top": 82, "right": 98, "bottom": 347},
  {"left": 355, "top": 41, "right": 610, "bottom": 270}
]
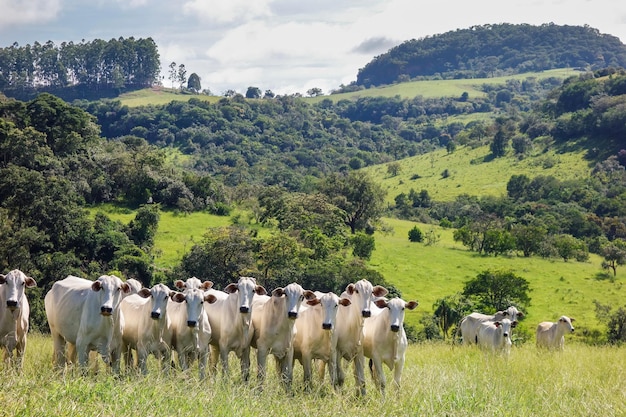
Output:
[{"left": 354, "top": 23, "right": 626, "bottom": 88}]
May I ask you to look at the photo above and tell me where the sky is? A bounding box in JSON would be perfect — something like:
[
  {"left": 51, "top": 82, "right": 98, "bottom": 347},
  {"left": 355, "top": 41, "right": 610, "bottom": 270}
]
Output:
[{"left": 1, "top": 0, "right": 626, "bottom": 96}]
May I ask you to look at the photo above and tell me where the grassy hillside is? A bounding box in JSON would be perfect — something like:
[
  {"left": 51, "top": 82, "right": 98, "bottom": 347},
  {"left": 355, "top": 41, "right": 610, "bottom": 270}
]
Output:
[
  {"left": 118, "top": 68, "right": 576, "bottom": 107},
  {"left": 363, "top": 144, "right": 592, "bottom": 204}
]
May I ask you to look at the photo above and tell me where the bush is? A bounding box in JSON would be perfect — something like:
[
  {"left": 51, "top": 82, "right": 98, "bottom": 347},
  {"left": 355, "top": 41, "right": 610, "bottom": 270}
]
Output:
[{"left": 408, "top": 225, "right": 424, "bottom": 242}]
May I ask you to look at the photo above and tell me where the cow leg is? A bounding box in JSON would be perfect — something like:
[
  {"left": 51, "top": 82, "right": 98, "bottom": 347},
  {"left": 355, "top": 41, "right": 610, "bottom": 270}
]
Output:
[
  {"left": 51, "top": 332, "right": 67, "bottom": 370},
  {"left": 335, "top": 356, "right": 345, "bottom": 388},
  {"left": 371, "top": 355, "right": 386, "bottom": 394},
  {"left": 392, "top": 358, "right": 404, "bottom": 390},
  {"left": 302, "top": 354, "right": 313, "bottom": 391},
  {"left": 219, "top": 345, "right": 230, "bottom": 378},
  {"left": 256, "top": 347, "right": 268, "bottom": 384},
  {"left": 353, "top": 352, "right": 367, "bottom": 396},
  {"left": 240, "top": 346, "right": 251, "bottom": 382},
  {"left": 137, "top": 344, "right": 149, "bottom": 375},
  {"left": 281, "top": 349, "right": 294, "bottom": 389},
  {"left": 198, "top": 347, "right": 208, "bottom": 380},
  {"left": 209, "top": 345, "right": 219, "bottom": 377}
]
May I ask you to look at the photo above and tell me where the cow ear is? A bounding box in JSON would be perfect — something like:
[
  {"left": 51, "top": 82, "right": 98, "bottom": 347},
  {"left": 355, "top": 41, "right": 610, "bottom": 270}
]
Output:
[
  {"left": 372, "top": 285, "right": 388, "bottom": 298},
  {"left": 511, "top": 321, "right": 518, "bottom": 328},
  {"left": 303, "top": 290, "right": 316, "bottom": 301},
  {"left": 346, "top": 284, "right": 355, "bottom": 295},
  {"left": 205, "top": 294, "right": 218, "bottom": 304},
  {"left": 171, "top": 292, "right": 185, "bottom": 303},
  {"left": 373, "top": 298, "right": 388, "bottom": 309},
  {"left": 494, "top": 321, "right": 501, "bottom": 327},
  {"left": 121, "top": 283, "right": 130, "bottom": 294},
  {"left": 0, "top": 274, "right": 6, "bottom": 284},
  {"left": 224, "top": 283, "right": 238, "bottom": 294},
  {"left": 201, "top": 281, "right": 214, "bottom": 290},
  {"left": 25, "top": 277, "right": 37, "bottom": 288},
  {"left": 138, "top": 288, "right": 152, "bottom": 298},
  {"left": 255, "top": 286, "right": 267, "bottom": 296},
  {"left": 339, "top": 298, "right": 351, "bottom": 307},
  {"left": 570, "top": 317, "right": 575, "bottom": 322},
  {"left": 174, "top": 280, "right": 185, "bottom": 290},
  {"left": 517, "top": 311, "right": 525, "bottom": 318},
  {"left": 307, "top": 298, "right": 321, "bottom": 306},
  {"left": 272, "top": 288, "right": 285, "bottom": 297},
  {"left": 406, "top": 301, "right": 418, "bottom": 310},
  {"left": 92, "top": 281, "right": 102, "bottom": 292}
]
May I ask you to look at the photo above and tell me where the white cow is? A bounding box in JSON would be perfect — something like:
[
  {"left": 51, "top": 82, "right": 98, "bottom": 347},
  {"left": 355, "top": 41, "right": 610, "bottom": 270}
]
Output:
[
  {"left": 120, "top": 283, "right": 179, "bottom": 374},
  {"left": 536, "top": 315, "right": 575, "bottom": 350},
  {"left": 458, "top": 306, "right": 524, "bottom": 345},
  {"left": 168, "top": 281, "right": 217, "bottom": 379},
  {"left": 251, "top": 282, "right": 316, "bottom": 388},
  {"left": 293, "top": 292, "right": 351, "bottom": 390},
  {"left": 176, "top": 277, "right": 213, "bottom": 291},
  {"left": 363, "top": 297, "right": 418, "bottom": 393},
  {"left": 333, "top": 279, "right": 388, "bottom": 396},
  {"left": 45, "top": 275, "right": 130, "bottom": 373},
  {"left": 0, "top": 269, "right": 37, "bottom": 368},
  {"left": 204, "top": 276, "right": 266, "bottom": 381},
  {"left": 476, "top": 318, "right": 514, "bottom": 355}
]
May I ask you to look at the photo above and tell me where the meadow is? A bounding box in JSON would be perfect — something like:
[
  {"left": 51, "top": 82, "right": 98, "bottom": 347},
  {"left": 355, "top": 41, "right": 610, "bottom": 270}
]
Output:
[{"left": 2, "top": 334, "right": 624, "bottom": 417}]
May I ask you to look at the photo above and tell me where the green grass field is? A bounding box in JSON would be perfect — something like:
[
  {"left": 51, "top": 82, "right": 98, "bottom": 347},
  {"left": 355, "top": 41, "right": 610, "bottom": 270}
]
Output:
[{"left": 3, "top": 335, "right": 624, "bottom": 416}]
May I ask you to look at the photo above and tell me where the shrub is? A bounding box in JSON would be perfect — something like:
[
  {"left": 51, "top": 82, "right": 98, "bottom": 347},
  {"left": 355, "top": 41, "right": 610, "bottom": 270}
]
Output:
[{"left": 408, "top": 225, "right": 424, "bottom": 242}]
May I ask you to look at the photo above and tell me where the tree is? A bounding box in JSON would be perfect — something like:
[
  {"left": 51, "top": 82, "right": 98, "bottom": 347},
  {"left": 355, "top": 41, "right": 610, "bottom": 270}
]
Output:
[
  {"left": 600, "top": 239, "right": 626, "bottom": 276},
  {"left": 187, "top": 72, "right": 201, "bottom": 93},
  {"left": 168, "top": 61, "right": 177, "bottom": 89},
  {"left": 408, "top": 226, "right": 423, "bottom": 242},
  {"left": 245, "top": 86, "right": 261, "bottom": 99},
  {"left": 350, "top": 232, "right": 375, "bottom": 260},
  {"left": 462, "top": 269, "right": 531, "bottom": 313},
  {"left": 306, "top": 87, "right": 323, "bottom": 97},
  {"left": 432, "top": 294, "right": 469, "bottom": 339},
  {"left": 387, "top": 162, "right": 402, "bottom": 177},
  {"left": 319, "top": 172, "right": 386, "bottom": 234},
  {"left": 177, "top": 64, "right": 187, "bottom": 90}
]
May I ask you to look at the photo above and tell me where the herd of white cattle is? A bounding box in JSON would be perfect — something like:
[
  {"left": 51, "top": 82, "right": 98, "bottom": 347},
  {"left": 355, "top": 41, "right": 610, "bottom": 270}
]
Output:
[{"left": 0, "top": 269, "right": 575, "bottom": 394}]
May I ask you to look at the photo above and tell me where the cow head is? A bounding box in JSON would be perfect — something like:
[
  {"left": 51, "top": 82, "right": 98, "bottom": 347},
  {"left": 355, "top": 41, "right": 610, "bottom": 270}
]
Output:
[
  {"left": 559, "top": 316, "right": 575, "bottom": 333},
  {"left": 373, "top": 297, "right": 418, "bottom": 332},
  {"left": 180, "top": 288, "right": 217, "bottom": 328},
  {"left": 138, "top": 283, "right": 174, "bottom": 320},
  {"left": 0, "top": 269, "right": 37, "bottom": 314},
  {"left": 91, "top": 275, "right": 130, "bottom": 316},
  {"left": 346, "top": 279, "right": 388, "bottom": 318},
  {"left": 225, "top": 276, "right": 266, "bottom": 315},
  {"left": 175, "top": 277, "right": 214, "bottom": 292},
  {"left": 317, "top": 292, "right": 351, "bottom": 331},
  {"left": 272, "top": 283, "right": 315, "bottom": 319},
  {"left": 493, "top": 318, "right": 513, "bottom": 339}
]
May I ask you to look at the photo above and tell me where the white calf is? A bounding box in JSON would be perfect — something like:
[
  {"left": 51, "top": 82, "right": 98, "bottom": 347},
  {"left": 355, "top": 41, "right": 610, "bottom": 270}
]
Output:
[
  {"left": 0, "top": 269, "right": 37, "bottom": 368},
  {"left": 536, "top": 316, "right": 575, "bottom": 350},
  {"left": 293, "top": 292, "right": 351, "bottom": 389},
  {"left": 458, "top": 306, "right": 524, "bottom": 345},
  {"left": 476, "top": 318, "right": 514, "bottom": 355},
  {"left": 363, "top": 297, "right": 418, "bottom": 393}
]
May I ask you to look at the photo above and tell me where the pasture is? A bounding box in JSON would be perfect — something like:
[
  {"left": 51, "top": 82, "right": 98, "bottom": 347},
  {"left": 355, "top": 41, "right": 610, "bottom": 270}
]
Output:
[{"left": 2, "top": 334, "right": 624, "bottom": 416}]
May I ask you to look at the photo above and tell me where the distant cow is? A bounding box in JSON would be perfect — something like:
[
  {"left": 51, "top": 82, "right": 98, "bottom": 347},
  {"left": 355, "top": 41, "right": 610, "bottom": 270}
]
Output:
[
  {"left": 0, "top": 269, "right": 37, "bottom": 368},
  {"left": 168, "top": 281, "right": 217, "bottom": 379},
  {"left": 363, "top": 297, "right": 418, "bottom": 393},
  {"left": 458, "top": 306, "right": 524, "bottom": 345},
  {"left": 536, "top": 316, "right": 575, "bottom": 350},
  {"left": 333, "top": 279, "right": 388, "bottom": 396},
  {"left": 204, "top": 276, "right": 266, "bottom": 381},
  {"left": 45, "top": 275, "right": 130, "bottom": 373},
  {"left": 251, "top": 282, "right": 315, "bottom": 388},
  {"left": 293, "top": 291, "right": 351, "bottom": 390},
  {"left": 476, "top": 318, "right": 514, "bottom": 355},
  {"left": 120, "top": 283, "right": 178, "bottom": 374}
]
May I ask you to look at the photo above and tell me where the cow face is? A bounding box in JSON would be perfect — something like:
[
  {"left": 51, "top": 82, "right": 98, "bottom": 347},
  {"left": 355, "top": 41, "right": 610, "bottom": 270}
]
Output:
[
  {"left": 346, "top": 279, "right": 388, "bottom": 318},
  {"left": 558, "top": 316, "right": 575, "bottom": 333},
  {"left": 183, "top": 288, "right": 217, "bottom": 328},
  {"left": 91, "top": 275, "right": 129, "bottom": 316},
  {"left": 319, "top": 292, "right": 350, "bottom": 330},
  {"left": 493, "top": 318, "right": 513, "bottom": 339},
  {"left": 272, "top": 283, "right": 315, "bottom": 320},
  {"left": 225, "top": 277, "right": 266, "bottom": 314},
  {"left": 147, "top": 283, "right": 172, "bottom": 320},
  {"left": 0, "top": 269, "right": 36, "bottom": 314},
  {"left": 373, "top": 297, "right": 418, "bottom": 332}
]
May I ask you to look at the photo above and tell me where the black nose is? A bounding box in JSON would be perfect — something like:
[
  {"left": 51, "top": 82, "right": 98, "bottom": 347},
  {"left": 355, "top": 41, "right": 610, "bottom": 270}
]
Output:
[
  {"left": 101, "top": 306, "right": 113, "bottom": 315},
  {"left": 240, "top": 306, "right": 249, "bottom": 313},
  {"left": 288, "top": 311, "right": 298, "bottom": 319},
  {"left": 151, "top": 312, "right": 161, "bottom": 319},
  {"left": 362, "top": 310, "right": 371, "bottom": 318},
  {"left": 187, "top": 320, "right": 197, "bottom": 328},
  {"left": 391, "top": 325, "right": 400, "bottom": 332},
  {"left": 6, "top": 300, "right": 18, "bottom": 309},
  {"left": 503, "top": 333, "right": 509, "bottom": 337},
  {"left": 322, "top": 323, "right": 332, "bottom": 330}
]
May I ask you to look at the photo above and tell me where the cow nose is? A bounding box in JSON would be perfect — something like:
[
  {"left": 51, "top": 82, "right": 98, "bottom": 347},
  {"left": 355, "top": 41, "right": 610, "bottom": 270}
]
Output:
[
  {"left": 101, "top": 306, "right": 113, "bottom": 315},
  {"left": 362, "top": 310, "right": 371, "bottom": 318},
  {"left": 322, "top": 323, "right": 332, "bottom": 330},
  {"left": 503, "top": 333, "right": 509, "bottom": 337},
  {"left": 187, "top": 320, "right": 197, "bottom": 328},
  {"left": 151, "top": 312, "right": 161, "bottom": 320},
  {"left": 391, "top": 325, "right": 400, "bottom": 332},
  {"left": 240, "top": 306, "right": 249, "bottom": 313},
  {"left": 6, "top": 300, "right": 18, "bottom": 309},
  {"left": 288, "top": 311, "right": 298, "bottom": 319}
]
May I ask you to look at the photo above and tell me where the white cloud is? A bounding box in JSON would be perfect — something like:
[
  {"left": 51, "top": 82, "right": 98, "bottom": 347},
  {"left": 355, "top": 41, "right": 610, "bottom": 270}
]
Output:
[
  {"left": 0, "top": 0, "right": 62, "bottom": 27},
  {"left": 183, "top": 0, "right": 273, "bottom": 24}
]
